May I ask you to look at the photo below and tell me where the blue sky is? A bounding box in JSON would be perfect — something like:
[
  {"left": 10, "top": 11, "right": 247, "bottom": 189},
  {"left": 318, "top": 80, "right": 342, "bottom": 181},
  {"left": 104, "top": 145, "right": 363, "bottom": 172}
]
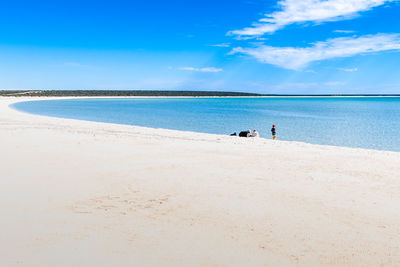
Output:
[{"left": 1, "top": 0, "right": 400, "bottom": 94}]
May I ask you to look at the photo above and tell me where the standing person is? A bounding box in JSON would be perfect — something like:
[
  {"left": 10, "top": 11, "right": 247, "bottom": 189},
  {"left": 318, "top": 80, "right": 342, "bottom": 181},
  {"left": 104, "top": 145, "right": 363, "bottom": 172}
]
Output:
[{"left": 271, "top": 124, "right": 277, "bottom": 140}]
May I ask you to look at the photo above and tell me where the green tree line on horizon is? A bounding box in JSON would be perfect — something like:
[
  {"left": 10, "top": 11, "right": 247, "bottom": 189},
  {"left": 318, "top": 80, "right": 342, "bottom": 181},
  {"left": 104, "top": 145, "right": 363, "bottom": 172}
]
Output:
[
  {"left": 0, "top": 90, "right": 262, "bottom": 97},
  {"left": 1, "top": 90, "right": 399, "bottom": 97}
]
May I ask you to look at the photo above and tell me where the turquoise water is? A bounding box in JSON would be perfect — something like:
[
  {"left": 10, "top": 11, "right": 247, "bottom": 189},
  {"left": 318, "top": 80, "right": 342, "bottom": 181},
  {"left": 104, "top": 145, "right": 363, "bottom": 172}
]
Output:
[{"left": 12, "top": 97, "right": 400, "bottom": 152}]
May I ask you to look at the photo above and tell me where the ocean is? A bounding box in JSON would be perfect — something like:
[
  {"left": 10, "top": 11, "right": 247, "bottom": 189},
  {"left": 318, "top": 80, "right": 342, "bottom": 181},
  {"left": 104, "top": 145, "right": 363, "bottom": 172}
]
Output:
[{"left": 11, "top": 97, "right": 400, "bottom": 152}]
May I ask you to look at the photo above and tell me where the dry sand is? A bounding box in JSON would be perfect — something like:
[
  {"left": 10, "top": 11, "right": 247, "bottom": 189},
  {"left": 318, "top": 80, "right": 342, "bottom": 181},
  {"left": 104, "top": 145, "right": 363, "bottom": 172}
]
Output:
[{"left": 1, "top": 97, "right": 400, "bottom": 266}]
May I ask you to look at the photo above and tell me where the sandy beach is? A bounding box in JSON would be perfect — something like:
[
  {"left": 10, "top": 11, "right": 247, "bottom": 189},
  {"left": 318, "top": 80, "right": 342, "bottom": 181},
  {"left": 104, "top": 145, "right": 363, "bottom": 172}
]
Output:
[{"left": 1, "top": 97, "right": 400, "bottom": 266}]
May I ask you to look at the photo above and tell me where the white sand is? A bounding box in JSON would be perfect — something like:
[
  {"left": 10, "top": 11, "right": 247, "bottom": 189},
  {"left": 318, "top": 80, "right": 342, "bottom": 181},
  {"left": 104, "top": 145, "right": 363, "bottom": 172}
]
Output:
[{"left": 1, "top": 97, "right": 400, "bottom": 266}]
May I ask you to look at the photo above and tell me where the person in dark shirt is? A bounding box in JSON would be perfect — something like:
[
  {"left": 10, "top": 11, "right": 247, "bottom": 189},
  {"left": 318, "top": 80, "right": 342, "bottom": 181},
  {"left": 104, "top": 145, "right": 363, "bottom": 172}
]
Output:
[
  {"left": 239, "top": 130, "right": 251, "bottom": 137},
  {"left": 271, "top": 124, "right": 277, "bottom": 140}
]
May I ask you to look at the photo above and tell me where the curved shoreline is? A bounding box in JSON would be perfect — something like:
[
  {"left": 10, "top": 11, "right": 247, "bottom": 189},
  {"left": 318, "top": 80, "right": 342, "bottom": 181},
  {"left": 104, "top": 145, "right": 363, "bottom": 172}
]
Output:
[
  {"left": 8, "top": 96, "right": 400, "bottom": 154},
  {"left": 1, "top": 96, "right": 400, "bottom": 266}
]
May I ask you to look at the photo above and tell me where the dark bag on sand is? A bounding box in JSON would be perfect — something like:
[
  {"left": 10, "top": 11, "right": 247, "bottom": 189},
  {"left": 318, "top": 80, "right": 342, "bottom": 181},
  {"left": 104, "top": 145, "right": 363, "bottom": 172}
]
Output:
[
  {"left": 230, "top": 132, "right": 237, "bottom": 136},
  {"left": 239, "top": 131, "right": 248, "bottom": 137}
]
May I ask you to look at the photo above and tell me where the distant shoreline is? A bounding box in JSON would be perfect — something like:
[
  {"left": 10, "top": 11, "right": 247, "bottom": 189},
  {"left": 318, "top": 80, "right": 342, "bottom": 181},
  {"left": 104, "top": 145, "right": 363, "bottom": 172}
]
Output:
[{"left": 1, "top": 90, "right": 400, "bottom": 98}]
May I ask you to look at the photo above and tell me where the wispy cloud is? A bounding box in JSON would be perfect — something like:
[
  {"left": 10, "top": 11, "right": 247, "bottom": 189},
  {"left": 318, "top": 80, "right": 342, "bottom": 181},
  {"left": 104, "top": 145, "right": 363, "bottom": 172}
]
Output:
[
  {"left": 304, "top": 69, "right": 317, "bottom": 73},
  {"left": 338, "top": 67, "right": 359, "bottom": 72},
  {"left": 228, "top": 0, "right": 393, "bottom": 36},
  {"left": 230, "top": 34, "right": 400, "bottom": 70},
  {"left": 234, "top": 36, "right": 257, "bottom": 40},
  {"left": 334, "top": 30, "right": 356, "bottom": 33},
  {"left": 180, "top": 67, "right": 224, "bottom": 72},
  {"left": 234, "top": 36, "right": 269, "bottom": 41},
  {"left": 209, "top": 43, "right": 231, "bottom": 47}
]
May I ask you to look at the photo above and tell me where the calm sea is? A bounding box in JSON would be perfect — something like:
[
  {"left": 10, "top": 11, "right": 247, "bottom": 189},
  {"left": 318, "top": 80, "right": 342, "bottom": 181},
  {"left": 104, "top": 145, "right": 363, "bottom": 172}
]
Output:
[{"left": 11, "top": 97, "right": 400, "bottom": 152}]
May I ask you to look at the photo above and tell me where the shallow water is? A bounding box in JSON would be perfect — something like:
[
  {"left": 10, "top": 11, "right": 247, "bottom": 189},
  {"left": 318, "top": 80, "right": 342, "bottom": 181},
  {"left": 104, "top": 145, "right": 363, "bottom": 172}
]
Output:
[{"left": 12, "top": 97, "right": 400, "bottom": 152}]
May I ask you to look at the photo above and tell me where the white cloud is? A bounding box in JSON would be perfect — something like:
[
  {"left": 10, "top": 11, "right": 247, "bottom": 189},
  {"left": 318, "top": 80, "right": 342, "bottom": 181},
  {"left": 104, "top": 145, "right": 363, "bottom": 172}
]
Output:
[
  {"left": 209, "top": 43, "right": 231, "bottom": 47},
  {"left": 338, "top": 67, "right": 359, "bottom": 71},
  {"left": 234, "top": 36, "right": 269, "bottom": 41},
  {"left": 230, "top": 34, "right": 400, "bottom": 70},
  {"left": 234, "top": 36, "right": 258, "bottom": 40},
  {"left": 180, "top": 67, "right": 224, "bottom": 72},
  {"left": 304, "top": 69, "right": 317, "bottom": 73},
  {"left": 229, "top": 0, "right": 393, "bottom": 36}
]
